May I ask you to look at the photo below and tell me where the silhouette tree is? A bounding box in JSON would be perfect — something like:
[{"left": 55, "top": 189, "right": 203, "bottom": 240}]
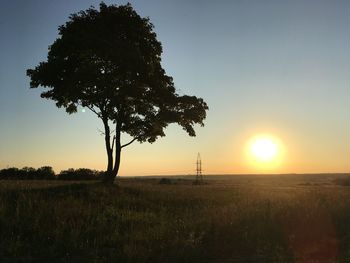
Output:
[{"left": 27, "top": 3, "right": 208, "bottom": 183}]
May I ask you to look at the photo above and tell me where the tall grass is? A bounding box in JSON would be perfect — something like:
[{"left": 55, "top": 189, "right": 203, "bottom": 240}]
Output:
[{"left": 1, "top": 177, "right": 350, "bottom": 262}]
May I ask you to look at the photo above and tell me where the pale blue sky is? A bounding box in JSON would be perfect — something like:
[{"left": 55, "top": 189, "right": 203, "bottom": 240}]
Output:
[{"left": 1, "top": 0, "right": 350, "bottom": 175}]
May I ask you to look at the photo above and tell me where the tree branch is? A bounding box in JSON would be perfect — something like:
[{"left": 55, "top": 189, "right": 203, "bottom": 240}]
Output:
[
  {"left": 86, "top": 105, "right": 100, "bottom": 117},
  {"left": 111, "top": 135, "right": 116, "bottom": 152},
  {"left": 97, "top": 128, "right": 115, "bottom": 136},
  {"left": 121, "top": 137, "right": 138, "bottom": 148},
  {"left": 97, "top": 128, "right": 105, "bottom": 136}
]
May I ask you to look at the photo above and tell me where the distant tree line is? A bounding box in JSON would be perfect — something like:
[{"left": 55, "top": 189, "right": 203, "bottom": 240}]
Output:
[{"left": 0, "top": 167, "right": 103, "bottom": 180}]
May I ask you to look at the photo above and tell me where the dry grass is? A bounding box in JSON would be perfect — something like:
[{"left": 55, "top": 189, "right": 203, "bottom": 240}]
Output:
[{"left": 1, "top": 175, "right": 350, "bottom": 262}]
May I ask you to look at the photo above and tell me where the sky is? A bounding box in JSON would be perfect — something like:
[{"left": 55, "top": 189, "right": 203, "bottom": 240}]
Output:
[{"left": 1, "top": 0, "right": 350, "bottom": 175}]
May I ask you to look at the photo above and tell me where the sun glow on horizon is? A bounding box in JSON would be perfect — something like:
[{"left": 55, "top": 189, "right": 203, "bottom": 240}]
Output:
[
  {"left": 246, "top": 134, "right": 284, "bottom": 171},
  {"left": 251, "top": 138, "right": 277, "bottom": 161}
]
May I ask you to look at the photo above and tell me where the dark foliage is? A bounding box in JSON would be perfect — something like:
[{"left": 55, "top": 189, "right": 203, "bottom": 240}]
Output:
[
  {"left": 333, "top": 176, "right": 350, "bottom": 186},
  {"left": 57, "top": 168, "right": 103, "bottom": 180},
  {"left": 159, "top": 178, "right": 174, "bottom": 185},
  {"left": 0, "top": 166, "right": 55, "bottom": 180},
  {"left": 0, "top": 167, "right": 103, "bottom": 180}
]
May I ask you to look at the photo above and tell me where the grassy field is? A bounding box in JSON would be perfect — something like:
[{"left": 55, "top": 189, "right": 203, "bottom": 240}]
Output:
[{"left": 1, "top": 175, "right": 350, "bottom": 262}]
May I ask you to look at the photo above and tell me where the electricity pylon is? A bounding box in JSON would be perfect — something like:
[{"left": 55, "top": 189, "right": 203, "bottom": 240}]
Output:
[{"left": 196, "top": 152, "right": 203, "bottom": 182}]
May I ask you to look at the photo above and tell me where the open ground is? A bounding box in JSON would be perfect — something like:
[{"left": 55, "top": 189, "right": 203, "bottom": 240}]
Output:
[{"left": 1, "top": 174, "right": 350, "bottom": 262}]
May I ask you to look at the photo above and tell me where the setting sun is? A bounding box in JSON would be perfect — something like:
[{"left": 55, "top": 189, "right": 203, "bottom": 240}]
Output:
[
  {"left": 246, "top": 135, "right": 284, "bottom": 171},
  {"left": 251, "top": 137, "right": 278, "bottom": 162}
]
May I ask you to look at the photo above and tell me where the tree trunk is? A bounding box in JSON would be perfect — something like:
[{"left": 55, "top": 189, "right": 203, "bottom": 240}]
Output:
[
  {"left": 102, "top": 118, "right": 114, "bottom": 183},
  {"left": 102, "top": 120, "right": 122, "bottom": 183},
  {"left": 112, "top": 129, "right": 122, "bottom": 179}
]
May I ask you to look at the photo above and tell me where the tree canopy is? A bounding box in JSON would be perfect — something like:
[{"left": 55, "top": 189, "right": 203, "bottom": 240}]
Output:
[{"left": 27, "top": 2, "right": 208, "bottom": 181}]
